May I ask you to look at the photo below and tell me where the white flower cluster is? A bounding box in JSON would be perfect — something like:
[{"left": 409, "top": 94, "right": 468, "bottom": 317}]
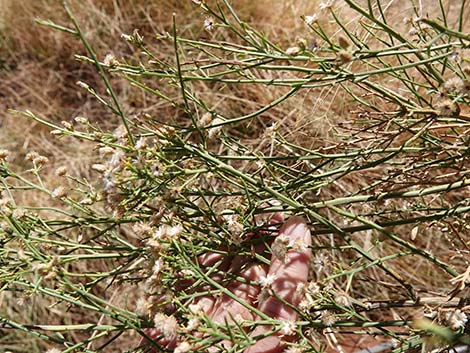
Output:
[
  {"left": 445, "top": 309, "right": 468, "bottom": 330},
  {"left": 153, "top": 312, "right": 180, "bottom": 339}
]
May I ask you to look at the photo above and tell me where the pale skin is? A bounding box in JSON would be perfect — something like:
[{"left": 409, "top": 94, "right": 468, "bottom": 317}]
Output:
[{"left": 140, "top": 213, "right": 312, "bottom": 353}]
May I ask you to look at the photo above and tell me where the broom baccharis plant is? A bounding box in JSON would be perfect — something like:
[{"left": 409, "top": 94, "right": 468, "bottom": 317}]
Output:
[{"left": 3, "top": 0, "right": 470, "bottom": 352}]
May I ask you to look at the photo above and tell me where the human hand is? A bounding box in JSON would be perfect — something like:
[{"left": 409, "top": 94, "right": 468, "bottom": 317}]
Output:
[{"left": 140, "top": 212, "right": 312, "bottom": 353}]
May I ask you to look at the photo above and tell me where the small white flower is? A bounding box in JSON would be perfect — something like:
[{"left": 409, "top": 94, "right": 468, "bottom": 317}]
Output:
[
  {"left": 168, "top": 224, "right": 184, "bottom": 238},
  {"left": 285, "top": 46, "right": 301, "bottom": 56},
  {"left": 188, "top": 302, "right": 203, "bottom": 314},
  {"left": 299, "top": 296, "right": 315, "bottom": 312},
  {"left": 271, "top": 234, "right": 290, "bottom": 262},
  {"left": 153, "top": 312, "right": 179, "bottom": 339},
  {"left": 224, "top": 214, "right": 244, "bottom": 239},
  {"left": 135, "top": 297, "right": 150, "bottom": 316},
  {"left": 185, "top": 316, "right": 200, "bottom": 331},
  {"left": 154, "top": 224, "right": 183, "bottom": 240},
  {"left": 445, "top": 309, "right": 468, "bottom": 330},
  {"left": 311, "top": 253, "right": 328, "bottom": 273},
  {"left": 208, "top": 118, "right": 224, "bottom": 139},
  {"left": 198, "top": 112, "right": 213, "bottom": 127},
  {"left": 285, "top": 346, "right": 304, "bottom": 353},
  {"left": 108, "top": 149, "right": 125, "bottom": 170},
  {"left": 91, "top": 164, "right": 108, "bottom": 173},
  {"left": 320, "top": 310, "right": 337, "bottom": 326},
  {"left": 51, "top": 186, "right": 67, "bottom": 199},
  {"left": 304, "top": 15, "right": 318, "bottom": 25},
  {"left": 259, "top": 273, "right": 277, "bottom": 289},
  {"left": 335, "top": 292, "right": 352, "bottom": 308},
  {"left": 204, "top": 17, "right": 215, "bottom": 31},
  {"left": 76, "top": 81, "right": 90, "bottom": 89},
  {"left": 151, "top": 259, "right": 163, "bottom": 277},
  {"left": 135, "top": 137, "right": 148, "bottom": 150},
  {"left": 319, "top": 0, "right": 335, "bottom": 10},
  {"left": 121, "top": 33, "right": 133, "bottom": 42},
  {"left": 0, "top": 149, "right": 10, "bottom": 160},
  {"left": 45, "top": 348, "right": 62, "bottom": 353},
  {"left": 279, "top": 320, "right": 297, "bottom": 335},
  {"left": 79, "top": 198, "right": 93, "bottom": 205},
  {"left": 174, "top": 341, "right": 192, "bottom": 353},
  {"left": 74, "top": 116, "right": 88, "bottom": 124},
  {"left": 103, "top": 53, "right": 119, "bottom": 66},
  {"left": 55, "top": 166, "right": 67, "bottom": 176}
]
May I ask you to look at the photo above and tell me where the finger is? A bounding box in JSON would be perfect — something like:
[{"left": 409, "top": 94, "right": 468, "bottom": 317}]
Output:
[
  {"left": 210, "top": 261, "right": 268, "bottom": 323},
  {"left": 259, "top": 216, "right": 311, "bottom": 319},
  {"left": 209, "top": 208, "right": 286, "bottom": 322},
  {"left": 245, "top": 216, "right": 311, "bottom": 353}
]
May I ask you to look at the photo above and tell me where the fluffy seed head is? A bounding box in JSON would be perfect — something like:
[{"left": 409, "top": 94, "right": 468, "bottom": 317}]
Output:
[{"left": 153, "top": 312, "right": 180, "bottom": 339}]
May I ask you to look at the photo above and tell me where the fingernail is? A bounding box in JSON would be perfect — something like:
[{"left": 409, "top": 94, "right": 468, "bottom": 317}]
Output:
[{"left": 282, "top": 216, "right": 308, "bottom": 240}]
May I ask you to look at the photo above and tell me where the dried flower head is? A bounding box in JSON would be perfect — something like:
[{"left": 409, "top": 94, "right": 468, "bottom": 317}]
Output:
[
  {"left": 33, "top": 155, "right": 49, "bottom": 166},
  {"left": 223, "top": 214, "right": 244, "bottom": 243},
  {"left": 134, "top": 223, "right": 154, "bottom": 238},
  {"left": 320, "top": 310, "right": 337, "bottom": 326},
  {"left": 271, "top": 234, "right": 290, "bottom": 262},
  {"left": 284, "top": 347, "right": 304, "bottom": 353},
  {"left": 104, "top": 53, "right": 119, "bottom": 67},
  {"left": 0, "top": 149, "right": 10, "bottom": 161},
  {"left": 51, "top": 186, "right": 67, "bottom": 199},
  {"left": 437, "top": 99, "right": 460, "bottom": 117},
  {"left": 154, "top": 224, "right": 183, "bottom": 240},
  {"left": 286, "top": 46, "right": 301, "bottom": 56},
  {"left": 279, "top": 320, "right": 297, "bottom": 335},
  {"left": 55, "top": 166, "right": 68, "bottom": 177},
  {"left": 445, "top": 309, "right": 468, "bottom": 330},
  {"left": 74, "top": 116, "right": 89, "bottom": 124},
  {"left": 259, "top": 273, "right": 278, "bottom": 289},
  {"left": 174, "top": 341, "right": 192, "bottom": 353},
  {"left": 153, "top": 312, "right": 180, "bottom": 339},
  {"left": 304, "top": 15, "right": 318, "bottom": 25},
  {"left": 444, "top": 76, "right": 464, "bottom": 93},
  {"left": 204, "top": 17, "right": 215, "bottom": 31},
  {"left": 45, "top": 348, "right": 62, "bottom": 353},
  {"left": 208, "top": 118, "right": 224, "bottom": 139},
  {"left": 319, "top": 0, "right": 335, "bottom": 10},
  {"left": 25, "top": 151, "right": 39, "bottom": 162},
  {"left": 92, "top": 164, "right": 108, "bottom": 173},
  {"left": 338, "top": 36, "right": 350, "bottom": 49},
  {"left": 337, "top": 50, "right": 353, "bottom": 64},
  {"left": 198, "top": 112, "right": 213, "bottom": 127},
  {"left": 61, "top": 121, "right": 73, "bottom": 130},
  {"left": 335, "top": 292, "right": 352, "bottom": 308}
]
